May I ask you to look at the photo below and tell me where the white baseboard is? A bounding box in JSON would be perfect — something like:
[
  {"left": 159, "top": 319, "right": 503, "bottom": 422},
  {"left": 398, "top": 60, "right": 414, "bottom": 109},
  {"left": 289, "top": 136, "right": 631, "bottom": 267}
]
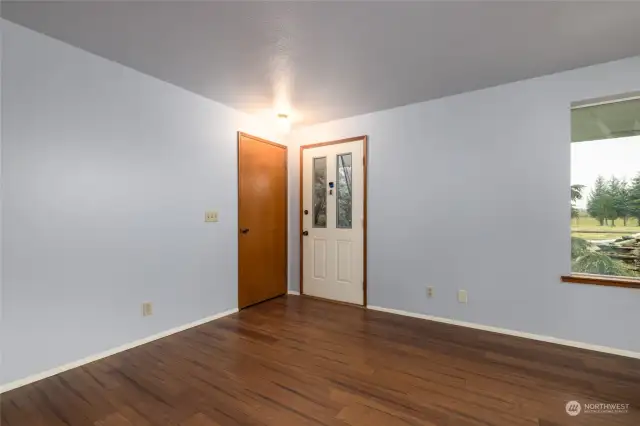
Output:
[
  {"left": 287, "top": 290, "right": 300, "bottom": 295},
  {"left": 0, "top": 308, "right": 239, "bottom": 394},
  {"left": 6, "top": 303, "right": 635, "bottom": 394},
  {"left": 367, "top": 305, "right": 640, "bottom": 360}
]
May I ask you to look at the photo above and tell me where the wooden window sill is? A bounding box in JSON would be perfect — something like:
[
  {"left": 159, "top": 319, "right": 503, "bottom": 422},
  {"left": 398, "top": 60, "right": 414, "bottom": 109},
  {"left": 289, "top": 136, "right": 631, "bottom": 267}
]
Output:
[{"left": 561, "top": 274, "right": 640, "bottom": 289}]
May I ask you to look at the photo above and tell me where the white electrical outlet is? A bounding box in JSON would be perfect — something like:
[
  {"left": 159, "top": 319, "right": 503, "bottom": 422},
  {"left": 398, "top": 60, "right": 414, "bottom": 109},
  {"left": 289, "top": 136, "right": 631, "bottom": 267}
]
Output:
[
  {"left": 142, "top": 302, "right": 153, "bottom": 317},
  {"left": 427, "top": 287, "right": 434, "bottom": 298},
  {"left": 205, "top": 210, "right": 219, "bottom": 222},
  {"left": 458, "top": 290, "right": 468, "bottom": 304}
]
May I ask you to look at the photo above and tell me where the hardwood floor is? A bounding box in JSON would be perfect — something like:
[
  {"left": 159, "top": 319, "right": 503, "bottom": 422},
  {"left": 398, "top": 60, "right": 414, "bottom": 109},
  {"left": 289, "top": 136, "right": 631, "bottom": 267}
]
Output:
[{"left": 2, "top": 295, "right": 639, "bottom": 425}]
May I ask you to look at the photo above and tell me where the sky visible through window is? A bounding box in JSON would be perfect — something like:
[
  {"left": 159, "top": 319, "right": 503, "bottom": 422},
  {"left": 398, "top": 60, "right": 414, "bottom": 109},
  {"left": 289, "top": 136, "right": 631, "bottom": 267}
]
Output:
[{"left": 571, "top": 135, "right": 640, "bottom": 209}]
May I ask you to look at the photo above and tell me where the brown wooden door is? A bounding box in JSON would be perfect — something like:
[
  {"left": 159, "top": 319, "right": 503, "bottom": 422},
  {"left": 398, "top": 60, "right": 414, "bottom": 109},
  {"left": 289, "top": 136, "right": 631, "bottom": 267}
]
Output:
[{"left": 238, "top": 132, "right": 287, "bottom": 309}]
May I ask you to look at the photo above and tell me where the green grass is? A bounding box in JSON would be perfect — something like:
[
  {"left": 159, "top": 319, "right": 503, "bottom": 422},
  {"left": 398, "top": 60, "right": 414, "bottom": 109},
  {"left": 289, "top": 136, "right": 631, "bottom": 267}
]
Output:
[
  {"left": 571, "top": 232, "right": 632, "bottom": 240},
  {"left": 571, "top": 216, "right": 640, "bottom": 241}
]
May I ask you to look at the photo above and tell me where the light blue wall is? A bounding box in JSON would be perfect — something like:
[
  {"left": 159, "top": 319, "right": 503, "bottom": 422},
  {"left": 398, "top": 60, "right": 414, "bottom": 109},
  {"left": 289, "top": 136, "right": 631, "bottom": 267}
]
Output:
[
  {"left": 3, "top": 16, "right": 639, "bottom": 389},
  {"left": 0, "top": 20, "right": 275, "bottom": 386},
  {"left": 289, "top": 56, "right": 640, "bottom": 352}
]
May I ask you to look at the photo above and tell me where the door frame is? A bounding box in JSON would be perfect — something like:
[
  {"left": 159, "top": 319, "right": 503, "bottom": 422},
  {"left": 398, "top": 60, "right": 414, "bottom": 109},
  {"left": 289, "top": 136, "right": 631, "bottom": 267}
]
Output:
[
  {"left": 299, "top": 135, "right": 368, "bottom": 306},
  {"left": 237, "top": 132, "right": 288, "bottom": 308}
]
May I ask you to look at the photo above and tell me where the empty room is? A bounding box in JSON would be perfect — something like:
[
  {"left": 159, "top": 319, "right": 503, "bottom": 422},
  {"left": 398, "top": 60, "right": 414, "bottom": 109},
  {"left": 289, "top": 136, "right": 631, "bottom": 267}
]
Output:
[{"left": 1, "top": 1, "right": 640, "bottom": 425}]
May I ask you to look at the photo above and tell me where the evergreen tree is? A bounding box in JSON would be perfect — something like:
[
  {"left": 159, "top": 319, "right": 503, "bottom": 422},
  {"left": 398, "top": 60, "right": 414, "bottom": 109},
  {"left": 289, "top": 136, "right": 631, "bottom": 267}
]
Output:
[
  {"left": 571, "top": 184, "right": 585, "bottom": 219},
  {"left": 607, "top": 176, "right": 624, "bottom": 226},
  {"left": 615, "top": 178, "right": 631, "bottom": 226},
  {"left": 629, "top": 172, "right": 640, "bottom": 226},
  {"left": 587, "top": 175, "right": 613, "bottom": 226}
]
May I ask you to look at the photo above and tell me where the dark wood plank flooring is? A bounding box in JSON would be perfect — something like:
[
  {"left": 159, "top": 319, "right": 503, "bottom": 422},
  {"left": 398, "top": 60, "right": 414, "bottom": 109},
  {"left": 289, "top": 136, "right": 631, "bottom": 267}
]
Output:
[{"left": 2, "top": 295, "right": 639, "bottom": 425}]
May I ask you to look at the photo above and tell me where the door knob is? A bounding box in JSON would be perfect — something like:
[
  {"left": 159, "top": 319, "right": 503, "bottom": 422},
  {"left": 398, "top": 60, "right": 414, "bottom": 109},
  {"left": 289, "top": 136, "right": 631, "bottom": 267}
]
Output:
[
  {"left": 302, "top": 230, "right": 309, "bottom": 236},
  {"left": 240, "top": 228, "right": 250, "bottom": 234}
]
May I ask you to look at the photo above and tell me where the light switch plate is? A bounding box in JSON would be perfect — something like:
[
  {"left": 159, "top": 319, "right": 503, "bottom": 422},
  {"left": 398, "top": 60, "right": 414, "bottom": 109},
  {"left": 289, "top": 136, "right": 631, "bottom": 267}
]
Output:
[
  {"left": 205, "top": 210, "right": 219, "bottom": 222},
  {"left": 458, "top": 290, "right": 468, "bottom": 304}
]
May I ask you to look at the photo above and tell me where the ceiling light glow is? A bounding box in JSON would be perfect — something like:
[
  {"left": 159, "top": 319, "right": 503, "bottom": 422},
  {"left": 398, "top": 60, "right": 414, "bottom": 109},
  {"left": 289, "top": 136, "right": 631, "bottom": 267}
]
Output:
[{"left": 277, "top": 113, "right": 291, "bottom": 133}]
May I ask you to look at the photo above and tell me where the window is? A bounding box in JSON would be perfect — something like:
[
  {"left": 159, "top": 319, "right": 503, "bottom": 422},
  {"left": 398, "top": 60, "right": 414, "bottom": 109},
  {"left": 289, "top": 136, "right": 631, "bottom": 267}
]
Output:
[{"left": 568, "top": 95, "right": 640, "bottom": 286}]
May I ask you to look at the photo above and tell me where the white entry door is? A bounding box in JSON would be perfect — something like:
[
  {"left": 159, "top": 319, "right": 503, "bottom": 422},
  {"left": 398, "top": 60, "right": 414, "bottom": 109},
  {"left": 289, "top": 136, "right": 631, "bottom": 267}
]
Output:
[{"left": 302, "top": 138, "right": 365, "bottom": 305}]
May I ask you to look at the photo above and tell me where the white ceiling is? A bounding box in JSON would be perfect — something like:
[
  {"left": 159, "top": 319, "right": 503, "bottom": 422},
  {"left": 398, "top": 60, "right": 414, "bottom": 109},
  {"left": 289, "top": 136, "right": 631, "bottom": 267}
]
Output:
[{"left": 5, "top": 1, "right": 640, "bottom": 126}]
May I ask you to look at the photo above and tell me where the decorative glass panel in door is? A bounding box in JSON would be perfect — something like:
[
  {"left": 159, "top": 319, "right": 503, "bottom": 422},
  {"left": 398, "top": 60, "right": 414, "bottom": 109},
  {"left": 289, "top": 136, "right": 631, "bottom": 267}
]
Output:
[
  {"left": 313, "top": 157, "right": 327, "bottom": 228},
  {"left": 336, "top": 153, "right": 353, "bottom": 229}
]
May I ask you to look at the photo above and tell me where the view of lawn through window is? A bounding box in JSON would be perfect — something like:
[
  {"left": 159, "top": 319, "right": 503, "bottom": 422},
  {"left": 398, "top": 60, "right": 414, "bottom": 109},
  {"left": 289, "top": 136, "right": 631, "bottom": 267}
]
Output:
[{"left": 571, "top": 97, "right": 640, "bottom": 279}]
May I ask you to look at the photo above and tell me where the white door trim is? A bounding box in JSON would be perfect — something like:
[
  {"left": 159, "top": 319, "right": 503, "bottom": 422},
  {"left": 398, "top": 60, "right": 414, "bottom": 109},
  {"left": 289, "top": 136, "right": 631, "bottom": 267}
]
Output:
[{"left": 299, "top": 136, "right": 368, "bottom": 306}]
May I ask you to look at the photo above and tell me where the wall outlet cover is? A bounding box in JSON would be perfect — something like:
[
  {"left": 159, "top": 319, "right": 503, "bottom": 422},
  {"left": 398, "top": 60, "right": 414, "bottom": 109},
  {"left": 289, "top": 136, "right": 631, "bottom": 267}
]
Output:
[
  {"left": 458, "top": 290, "right": 468, "bottom": 304},
  {"left": 142, "top": 302, "right": 153, "bottom": 317}
]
